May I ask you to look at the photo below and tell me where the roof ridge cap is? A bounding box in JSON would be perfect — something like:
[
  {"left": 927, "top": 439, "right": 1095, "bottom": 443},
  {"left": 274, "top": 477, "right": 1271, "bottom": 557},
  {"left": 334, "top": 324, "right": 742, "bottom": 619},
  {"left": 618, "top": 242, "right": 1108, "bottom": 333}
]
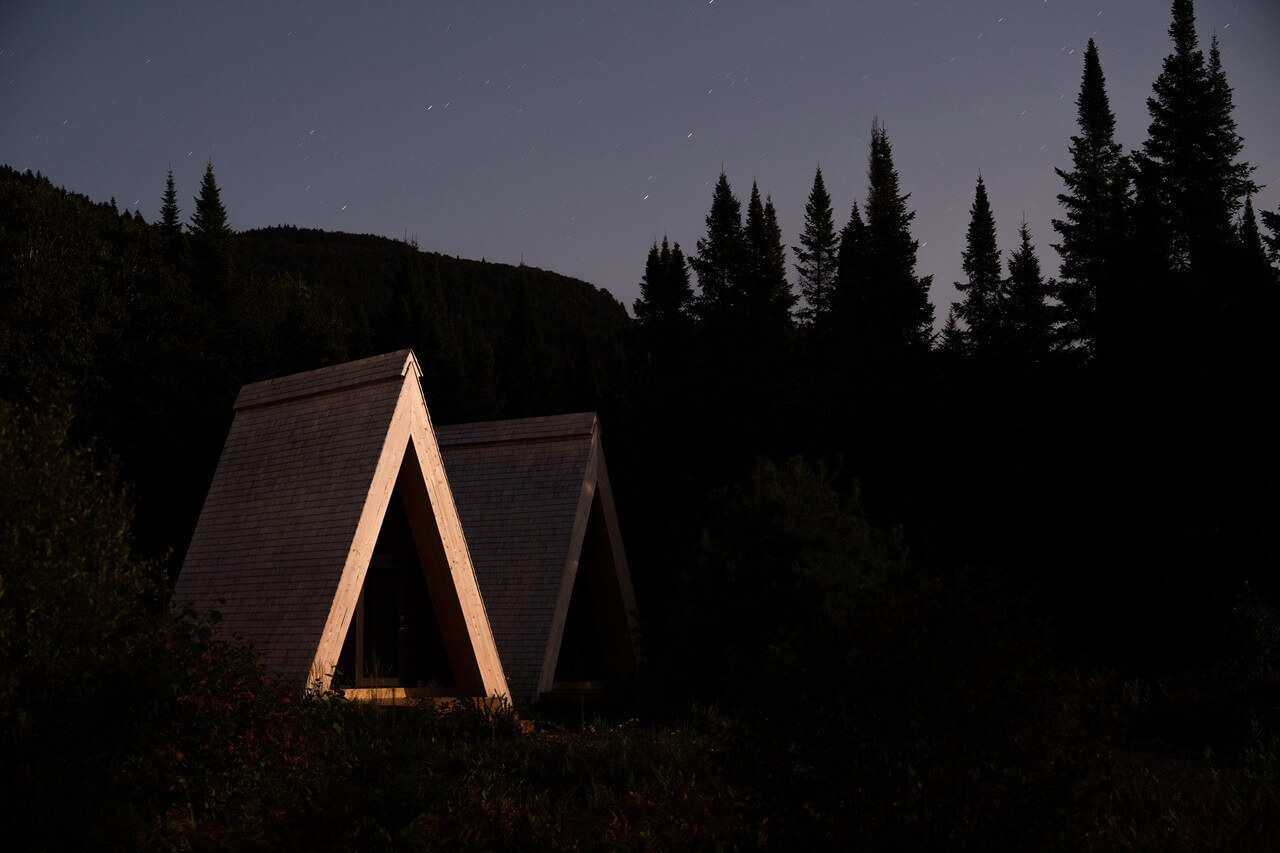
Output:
[
  {"left": 435, "top": 412, "right": 599, "bottom": 448},
  {"left": 234, "top": 350, "right": 418, "bottom": 411}
]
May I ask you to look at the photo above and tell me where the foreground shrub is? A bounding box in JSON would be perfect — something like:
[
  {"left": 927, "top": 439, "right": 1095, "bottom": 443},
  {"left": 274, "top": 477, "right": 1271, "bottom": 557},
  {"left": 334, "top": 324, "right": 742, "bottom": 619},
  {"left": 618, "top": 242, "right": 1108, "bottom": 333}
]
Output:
[{"left": 0, "top": 402, "right": 160, "bottom": 842}]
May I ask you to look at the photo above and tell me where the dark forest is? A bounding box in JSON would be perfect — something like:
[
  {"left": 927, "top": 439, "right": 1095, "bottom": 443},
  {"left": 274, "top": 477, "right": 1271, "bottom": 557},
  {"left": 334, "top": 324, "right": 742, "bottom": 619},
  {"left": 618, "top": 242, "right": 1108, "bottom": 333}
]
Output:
[{"left": 3, "top": 1, "right": 1280, "bottom": 847}]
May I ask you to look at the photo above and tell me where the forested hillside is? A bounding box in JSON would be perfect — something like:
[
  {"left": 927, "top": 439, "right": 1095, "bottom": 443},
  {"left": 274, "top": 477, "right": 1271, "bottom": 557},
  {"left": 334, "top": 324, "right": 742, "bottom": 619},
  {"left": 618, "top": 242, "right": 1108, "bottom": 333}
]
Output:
[
  {"left": 3, "top": 1, "right": 1280, "bottom": 846},
  {"left": 0, "top": 164, "right": 632, "bottom": 562}
]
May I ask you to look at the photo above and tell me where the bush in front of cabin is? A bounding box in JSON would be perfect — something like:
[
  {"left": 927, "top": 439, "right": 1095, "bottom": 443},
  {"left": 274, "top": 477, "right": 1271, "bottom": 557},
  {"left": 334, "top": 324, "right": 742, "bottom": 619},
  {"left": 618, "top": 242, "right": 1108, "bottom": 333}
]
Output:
[{"left": 0, "top": 401, "right": 161, "bottom": 843}]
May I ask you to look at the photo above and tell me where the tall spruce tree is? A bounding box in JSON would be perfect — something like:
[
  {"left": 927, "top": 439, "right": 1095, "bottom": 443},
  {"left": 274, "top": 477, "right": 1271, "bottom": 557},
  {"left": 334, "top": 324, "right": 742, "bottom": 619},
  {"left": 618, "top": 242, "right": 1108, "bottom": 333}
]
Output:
[
  {"left": 1005, "top": 219, "right": 1054, "bottom": 364},
  {"left": 743, "top": 184, "right": 794, "bottom": 331},
  {"left": 1052, "top": 38, "right": 1129, "bottom": 356},
  {"left": 1261, "top": 207, "right": 1280, "bottom": 267},
  {"left": 763, "top": 195, "right": 789, "bottom": 298},
  {"left": 794, "top": 167, "right": 839, "bottom": 325},
  {"left": 1138, "top": 1, "right": 1254, "bottom": 272},
  {"left": 832, "top": 202, "right": 865, "bottom": 322},
  {"left": 744, "top": 181, "right": 768, "bottom": 284},
  {"left": 189, "top": 161, "right": 230, "bottom": 240},
  {"left": 188, "top": 161, "right": 232, "bottom": 299},
  {"left": 634, "top": 236, "right": 694, "bottom": 339},
  {"left": 159, "top": 167, "right": 181, "bottom": 241},
  {"left": 690, "top": 172, "right": 746, "bottom": 324},
  {"left": 955, "top": 174, "right": 1003, "bottom": 356},
  {"left": 629, "top": 234, "right": 691, "bottom": 363},
  {"left": 1206, "top": 35, "right": 1255, "bottom": 225},
  {"left": 849, "top": 120, "right": 934, "bottom": 355},
  {"left": 937, "top": 305, "right": 967, "bottom": 358},
  {"left": 1238, "top": 197, "right": 1269, "bottom": 274}
]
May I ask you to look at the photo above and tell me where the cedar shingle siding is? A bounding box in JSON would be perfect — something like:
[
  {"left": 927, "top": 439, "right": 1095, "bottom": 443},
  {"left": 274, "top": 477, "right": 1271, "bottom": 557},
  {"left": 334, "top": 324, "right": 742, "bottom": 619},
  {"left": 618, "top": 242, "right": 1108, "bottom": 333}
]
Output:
[{"left": 438, "top": 413, "right": 640, "bottom": 701}]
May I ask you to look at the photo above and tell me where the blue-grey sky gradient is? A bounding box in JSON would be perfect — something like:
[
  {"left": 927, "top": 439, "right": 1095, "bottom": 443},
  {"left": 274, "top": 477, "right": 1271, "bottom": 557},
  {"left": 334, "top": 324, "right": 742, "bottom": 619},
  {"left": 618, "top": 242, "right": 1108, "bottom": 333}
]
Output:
[{"left": 3, "top": 1, "right": 1277, "bottom": 318}]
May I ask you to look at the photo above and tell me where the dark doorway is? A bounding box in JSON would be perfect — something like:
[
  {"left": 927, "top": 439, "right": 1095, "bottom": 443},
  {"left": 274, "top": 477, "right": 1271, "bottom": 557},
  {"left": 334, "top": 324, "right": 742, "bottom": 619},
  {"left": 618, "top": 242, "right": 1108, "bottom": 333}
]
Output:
[{"left": 551, "top": 492, "right": 633, "bottom": 691}]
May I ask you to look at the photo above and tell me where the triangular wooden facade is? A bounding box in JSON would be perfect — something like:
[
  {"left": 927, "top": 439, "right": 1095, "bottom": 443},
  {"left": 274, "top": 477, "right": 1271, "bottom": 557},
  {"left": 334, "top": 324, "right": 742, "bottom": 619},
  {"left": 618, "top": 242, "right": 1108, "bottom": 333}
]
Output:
[
  {"left": 436, "top": 413, "right": 640, "bottom": 702},
  {"left": 173, "top": 350, "right": 509, "bottom": 699}
]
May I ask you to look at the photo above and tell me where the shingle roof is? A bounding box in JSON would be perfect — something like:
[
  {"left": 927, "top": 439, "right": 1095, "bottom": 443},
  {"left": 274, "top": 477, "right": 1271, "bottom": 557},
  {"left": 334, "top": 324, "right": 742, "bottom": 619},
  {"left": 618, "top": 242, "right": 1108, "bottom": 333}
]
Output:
[
  {"left": 173, "top": 350, "right": 508, "bottom": 696},
  {"left": 436, "top": 413, "right": 634, "bottom": 700}
]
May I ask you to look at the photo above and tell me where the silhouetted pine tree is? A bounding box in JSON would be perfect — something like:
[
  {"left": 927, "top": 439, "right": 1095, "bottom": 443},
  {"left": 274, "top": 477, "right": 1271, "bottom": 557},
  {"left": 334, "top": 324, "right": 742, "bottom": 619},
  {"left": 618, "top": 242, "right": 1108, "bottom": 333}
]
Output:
[
  {"left": 160, "top": 167, "right": 181, "bottom": 241},
  {"left": 1261, "top": 207, "right": 1280, "bottom": 267},
  {"left": 743, "top": 183, "right": 795, "bottom": 333},
  {"left": 1052, "top": 39, "right": 1130, "bottom": 357},
  {"left": 1238, "top": 198, "right": 1271, "bottom": 278},
  {"left": 745, "top": 186, "right": 797, "bottom": 454},
  {"left": 849, "top": 120, "right": 934, "bottom": 356},
  {"left": 1138, "top": 1, "right": 1254, "bottom": 273},
  {"left": 635, "top": 237, "right": 694, "bottom": 334},
  {"left": 832, "top": 202, "right": 865, "bottom": 323},
  {"left": 189, "top": 162, "right": 230, "bottom": 240},
  {"left": 954, "top": 174, "right": 1003, "bottom": 357},
  {"left": 834, "top": 122, "right": 935, "bottom": 526},
  {"left": 795, "top": 198, "right": 866, "bottom": 456},
  {"left": 1205, "top": 35, "right": 1256, "bottom": 231},
  {"left": 1004, "top": 220, "right": 1053, "bottom": 366},
  {"left": 634, "top": 236, "right": 695, "bottom": 377},
  {"left": 188, "top": 161, "right": 232, "bottom": 302},
  {"left": 763, "top": 196, "right": 790, "bottom": 308},
  {"left": 937, "top": 305, "right": 967, "bottom": 358},
  {"left": 794, "top": 168, "right": 839, "bottom": 326},
  {"left": 690, "top": 172, "right": 746, "bottom": 326}
]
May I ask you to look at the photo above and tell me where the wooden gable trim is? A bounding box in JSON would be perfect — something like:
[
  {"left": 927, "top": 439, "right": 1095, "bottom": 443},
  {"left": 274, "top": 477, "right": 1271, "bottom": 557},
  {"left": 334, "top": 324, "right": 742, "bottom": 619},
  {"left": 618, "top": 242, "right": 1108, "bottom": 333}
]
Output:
[
  {"left": 310, "top": 364, "right": 508, "bottom": 699},
  {"left": 535, "top": 417, "right": 642, "bottom": 696},
  {"left": 536, "top": 420, "right": 602, "bottom": 696},
  {"left": 592, "top": 431, "right": 642, "bottom": 659},
  {"left": 401, "top": 374, "right": 507, "bottom": 697}
]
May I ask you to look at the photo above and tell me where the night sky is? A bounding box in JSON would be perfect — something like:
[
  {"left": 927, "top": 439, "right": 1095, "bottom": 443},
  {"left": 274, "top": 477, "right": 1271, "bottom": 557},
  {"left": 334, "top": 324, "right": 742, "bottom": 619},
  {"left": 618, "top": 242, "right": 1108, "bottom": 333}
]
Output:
[{"left": 3, "top": 1, "right": 1277, "bottom": 318}]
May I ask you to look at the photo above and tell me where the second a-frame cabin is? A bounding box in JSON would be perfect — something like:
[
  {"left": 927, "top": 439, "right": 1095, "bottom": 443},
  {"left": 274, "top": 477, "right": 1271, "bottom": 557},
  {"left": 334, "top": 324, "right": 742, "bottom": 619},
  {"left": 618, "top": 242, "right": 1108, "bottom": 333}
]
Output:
[
  {"left": 173, "top": 350, "right": 509, "bottom": 701},
  {"left": 436, "top": 413, "right": 641, "bottom": 703}
]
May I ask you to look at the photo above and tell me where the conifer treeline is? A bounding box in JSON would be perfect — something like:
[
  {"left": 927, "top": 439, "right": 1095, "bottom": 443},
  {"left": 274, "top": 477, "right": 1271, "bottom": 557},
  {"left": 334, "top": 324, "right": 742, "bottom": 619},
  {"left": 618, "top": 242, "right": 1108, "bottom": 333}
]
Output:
[
  {"left": 637, "top": 8, "right": 1273, "bottom": 381},
  {"left": 628, "top": 0, "right": 1279, "bottom": 667}
]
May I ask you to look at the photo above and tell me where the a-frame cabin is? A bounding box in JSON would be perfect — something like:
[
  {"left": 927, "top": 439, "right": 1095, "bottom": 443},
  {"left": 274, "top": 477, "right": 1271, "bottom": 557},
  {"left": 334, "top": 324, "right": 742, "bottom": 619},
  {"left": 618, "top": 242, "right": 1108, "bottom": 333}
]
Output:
[
  {"left": 173, "top": 350, "right": 509, "bottom": 702},
  {"left": 436, "top": 413, "right": 640, "bottom": 703}
]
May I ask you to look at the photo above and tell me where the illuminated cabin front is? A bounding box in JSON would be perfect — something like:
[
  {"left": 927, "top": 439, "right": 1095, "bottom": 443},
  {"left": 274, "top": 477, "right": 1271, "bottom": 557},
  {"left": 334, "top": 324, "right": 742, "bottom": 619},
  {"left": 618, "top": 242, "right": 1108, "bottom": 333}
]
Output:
[{"left": 172, "top": 350, "right": 509, "bottom": 704}]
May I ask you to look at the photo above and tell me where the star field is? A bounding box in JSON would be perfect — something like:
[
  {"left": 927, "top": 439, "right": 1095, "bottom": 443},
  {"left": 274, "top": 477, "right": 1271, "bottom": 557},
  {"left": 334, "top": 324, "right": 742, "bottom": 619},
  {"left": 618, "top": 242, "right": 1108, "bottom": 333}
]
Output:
[{"left": 2, "top": 1, "right": 1277, "bottom": 317}]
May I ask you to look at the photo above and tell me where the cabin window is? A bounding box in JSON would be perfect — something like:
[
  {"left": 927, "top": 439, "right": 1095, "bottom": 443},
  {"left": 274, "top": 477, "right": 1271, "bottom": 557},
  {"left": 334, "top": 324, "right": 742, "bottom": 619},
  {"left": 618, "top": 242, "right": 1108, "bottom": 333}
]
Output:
[{"left": 334, "top": 491, "right": 456, "bottom": 690}]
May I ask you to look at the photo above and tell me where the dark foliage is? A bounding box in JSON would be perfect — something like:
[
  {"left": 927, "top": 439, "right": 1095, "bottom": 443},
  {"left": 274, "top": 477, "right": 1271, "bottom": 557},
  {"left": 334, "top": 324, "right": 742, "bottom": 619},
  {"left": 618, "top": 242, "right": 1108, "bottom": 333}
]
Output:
[
  {"left": 159, "top": 167, "right": 180, "bottom": 242},
  {"left": 189, "top": 161, "right": 230, "bottom": 240},
  {"left": 689, "top": 171, "right": 746, "bottom": 325},
  {"left": 1261, "top": 206, "right": 1280, "bottom": 265},
  {"left": 1052, "top": 38, "right": 1130, "bottom": 358},
  {"left": 1138, "top": 2, "right": 1254, "bottom": 275},
  {"left": 794, "top": 167, "right": 839, "bottom": 325},
  {"left": 1003, "top": 219, "right": 1054, "bottom": 366},
  {"left": 953, "top": 173, "right": 1003, "bottom": 356},
  {"left": 633, "top": 235, "right": 693, "bottom": 348},
  {"left": 844, "top": 119, "right": 935, "bottom": 357}
]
